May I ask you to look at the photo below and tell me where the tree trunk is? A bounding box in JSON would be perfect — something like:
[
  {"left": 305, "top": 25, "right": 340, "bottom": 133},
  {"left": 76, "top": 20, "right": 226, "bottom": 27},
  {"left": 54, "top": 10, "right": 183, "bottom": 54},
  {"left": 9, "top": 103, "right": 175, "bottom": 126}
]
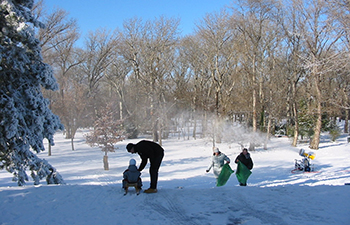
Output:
[
  {"left": 292, "top": 101, "right": 299, "bottom": 147},
  {"left": 344, "top": 109, "right": 349, "bottom": 134},
  {"left": 153, "top": 120, "right": 159, "bottom": 143},
  {"left": 264, "top": 116, "right": 271, "bottom": 150},
  {"left": 250, "top": 88, "right": 257, "bottom": 151},
  {"left": 309, "top": 53, "right": 323, "bottom": 150},
  {"left": 202, "top": 111, "right": 208, "bottom": 138},
  {"left": 310, "top": 103, "right": 322, "bottom": 149},
  {"left": 48, "top": 142, "right": 52, "bottom": 156},
  {"left": 103, "top": 155, "right": 109, "bottom": 170},
  {"left": 193, "top": 118, "right": 197, "bottom": 140},
  {"left": 158, "top": 119, "right": 162, "bottom": 146},
  {"left": 71, "top": 136, "right": 75, "bottom": 151},
  {"left": 119, "top": 101, "right": 123, "bottom": 120},
  {"left": 344, "top": 108, "right": 349, "bottom": 134},
  {"left": 310, "top": 74, "right": 322, "bottom": 149},
  {"left": 252, "top": 85, "right": 257, "bottom": 132},
  {"left": 65, "top": 127, "right": 72, "bottom": 139},
  {"left": 249, "top": 142, "right": 255, "bottom": 151},
  {"left": 192, "top": 95, "right": 197, "bottom": 139}
]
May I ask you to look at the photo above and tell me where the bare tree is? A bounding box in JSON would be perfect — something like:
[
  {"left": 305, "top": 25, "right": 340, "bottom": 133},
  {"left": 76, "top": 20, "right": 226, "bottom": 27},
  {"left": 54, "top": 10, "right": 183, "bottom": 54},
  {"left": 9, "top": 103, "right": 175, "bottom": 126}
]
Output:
[
  {"left": 169, "top": 38, "right": 195, "bottom": 138},
  {"left": 231, "top": 0, "right": 281, "bottom": 150},
  {"left": 119, "top": 16, "right": 180, "bottom": 143},
  {"left": 195, "top": 10, "right": 238, "bottom": 143},
  {"left": 50, "top": 31, "right": 84, "bottom": 149},
  {"left": 32, "top": 0, "right": 350, "bottom": 148},
  {"left": 53, "top": 74, "right": 90, "bottom": 151},
  {"left": 34, "top": 2, "right": 82, "bottom": 152},
  {"left": 81, "top": 29, "right": 118, "bottom": 98},
  {"left": 75, "top": 28, "right": 119, "bottom": 129},
  {"left": 232, "top": 0, "right": 280, "bottom": 133},
  {"left": 104, "top": 58, "right": 132, "bottom": 115},
  {"left": 328, "top": 0, "right": 350, "bottom": 133},
  {"left": 35, "top": 6, "right": 78, "bottom": 60},
  {"left": 280, "top": 0, "right": 308, "bottom": 146},
  {"left": 180, "top": 35, "right": 213, "bottom": 138},
  {"left": 296, "top": 0, "right": 343, "bottom": 149}
]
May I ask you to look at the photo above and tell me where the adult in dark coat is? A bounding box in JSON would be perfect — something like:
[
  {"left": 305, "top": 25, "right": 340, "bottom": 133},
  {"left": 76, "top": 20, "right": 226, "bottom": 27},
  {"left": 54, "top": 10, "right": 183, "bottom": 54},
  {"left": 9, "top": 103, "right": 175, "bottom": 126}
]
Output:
[
  {"left": 126, "top": 140, "right": 164, "bottom": 193},
  {"left": 235, "top": 148, "right": 253, "bottom": 186}
]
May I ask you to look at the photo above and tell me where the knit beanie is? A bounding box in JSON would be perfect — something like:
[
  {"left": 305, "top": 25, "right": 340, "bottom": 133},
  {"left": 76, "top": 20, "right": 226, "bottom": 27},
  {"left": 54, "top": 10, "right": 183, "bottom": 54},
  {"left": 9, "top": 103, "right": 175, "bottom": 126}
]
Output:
[
  {"left": 213, "top": 147, "right": 220, "bottom": 153},
  {"left": 129, "top": 159, "right": 136, "bottom": 166}
]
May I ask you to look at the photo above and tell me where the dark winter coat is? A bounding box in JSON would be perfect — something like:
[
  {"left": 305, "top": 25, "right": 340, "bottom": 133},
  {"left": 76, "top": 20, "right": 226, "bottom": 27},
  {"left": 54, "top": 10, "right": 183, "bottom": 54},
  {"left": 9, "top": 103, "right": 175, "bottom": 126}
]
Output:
[
  {"left": 133, "top": 140, "right": 164, "bottom": 172},
  {"left": 235, "top": 152, "right": 253, "bottom": 170}
]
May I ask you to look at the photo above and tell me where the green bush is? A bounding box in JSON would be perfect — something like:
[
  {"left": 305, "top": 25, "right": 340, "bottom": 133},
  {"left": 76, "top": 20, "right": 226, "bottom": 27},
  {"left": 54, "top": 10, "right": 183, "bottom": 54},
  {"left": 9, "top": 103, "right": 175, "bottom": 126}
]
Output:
[{"left": 329, "top": 128, "right": 341, "bottom": 142}]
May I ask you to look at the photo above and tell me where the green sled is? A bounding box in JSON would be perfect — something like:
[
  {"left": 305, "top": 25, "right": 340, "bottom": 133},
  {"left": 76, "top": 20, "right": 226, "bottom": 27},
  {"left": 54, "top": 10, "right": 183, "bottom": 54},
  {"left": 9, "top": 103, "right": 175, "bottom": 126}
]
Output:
[
  {"left": 216, "top": 164, "right": 234, "bottom": 187},
  {"left": 235, "top": 161, "right": 252, "bottom": 185}
]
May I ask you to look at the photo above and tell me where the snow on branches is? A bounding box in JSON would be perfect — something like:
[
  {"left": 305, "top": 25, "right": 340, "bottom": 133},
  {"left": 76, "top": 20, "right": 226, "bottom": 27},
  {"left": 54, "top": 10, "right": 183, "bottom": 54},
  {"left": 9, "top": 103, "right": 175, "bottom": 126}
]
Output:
[{"left": 0, "top": 0, "right": 64, "bottom": 185}]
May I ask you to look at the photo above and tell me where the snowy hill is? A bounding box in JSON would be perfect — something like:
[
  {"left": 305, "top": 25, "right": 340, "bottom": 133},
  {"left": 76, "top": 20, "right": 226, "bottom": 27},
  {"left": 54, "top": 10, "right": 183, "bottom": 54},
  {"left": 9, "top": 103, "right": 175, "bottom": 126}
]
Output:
[{"left": 1, "top": 130, "right": 350, "bottom": 225}]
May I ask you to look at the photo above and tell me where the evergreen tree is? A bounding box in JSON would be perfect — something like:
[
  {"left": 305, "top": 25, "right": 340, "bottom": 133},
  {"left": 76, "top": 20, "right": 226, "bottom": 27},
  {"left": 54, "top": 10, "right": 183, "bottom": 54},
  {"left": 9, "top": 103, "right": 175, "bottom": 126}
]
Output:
[{"left": 0, "top": 0, "right": 64, "bottom": 185}]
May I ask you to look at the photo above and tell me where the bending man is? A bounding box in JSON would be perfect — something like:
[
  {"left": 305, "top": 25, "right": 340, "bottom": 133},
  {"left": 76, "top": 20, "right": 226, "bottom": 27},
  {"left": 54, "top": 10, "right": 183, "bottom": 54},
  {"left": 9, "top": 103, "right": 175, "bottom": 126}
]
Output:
[{"left": 126, "top": 140, "right": 164, "bottom": 193}]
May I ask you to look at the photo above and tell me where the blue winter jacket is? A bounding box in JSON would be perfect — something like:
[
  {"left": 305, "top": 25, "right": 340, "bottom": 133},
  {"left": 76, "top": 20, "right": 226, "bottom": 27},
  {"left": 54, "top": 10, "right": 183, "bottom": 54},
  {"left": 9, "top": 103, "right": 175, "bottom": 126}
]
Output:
[{"left": 123, "top": 165, "right": 141, "bottom": 183}]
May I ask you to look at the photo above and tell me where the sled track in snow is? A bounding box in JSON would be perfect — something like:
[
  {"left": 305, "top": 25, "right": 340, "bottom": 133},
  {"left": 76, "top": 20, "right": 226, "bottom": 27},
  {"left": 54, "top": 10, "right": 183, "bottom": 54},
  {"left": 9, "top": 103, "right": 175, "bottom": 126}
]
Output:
[
  {"left": 145, "top": 192, "right": 201, "bottom": 225},
  {"left": 234, "top": 192, "right": 289, "bottom": 225}
]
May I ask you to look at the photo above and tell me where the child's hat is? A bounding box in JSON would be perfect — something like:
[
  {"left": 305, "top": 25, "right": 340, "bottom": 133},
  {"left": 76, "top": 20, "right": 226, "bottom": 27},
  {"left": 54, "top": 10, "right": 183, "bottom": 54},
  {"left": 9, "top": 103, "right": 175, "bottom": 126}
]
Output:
[{"left": 129, "top": 159, "right": 136, "bottom": 166}]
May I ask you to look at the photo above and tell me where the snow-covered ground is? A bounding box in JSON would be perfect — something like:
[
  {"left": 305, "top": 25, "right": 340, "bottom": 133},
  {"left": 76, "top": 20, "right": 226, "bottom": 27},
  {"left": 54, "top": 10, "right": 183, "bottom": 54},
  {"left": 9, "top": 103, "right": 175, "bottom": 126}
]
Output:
[{"left": 1, "top": 130, "right": 350, "bottom": 225}]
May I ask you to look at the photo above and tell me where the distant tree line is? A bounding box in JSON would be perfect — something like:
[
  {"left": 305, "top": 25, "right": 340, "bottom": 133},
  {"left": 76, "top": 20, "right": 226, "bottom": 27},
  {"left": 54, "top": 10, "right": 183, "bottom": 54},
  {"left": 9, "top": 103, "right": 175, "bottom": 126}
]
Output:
[{"left": 37, "top": 0, "right": 350, "bottom": 150}]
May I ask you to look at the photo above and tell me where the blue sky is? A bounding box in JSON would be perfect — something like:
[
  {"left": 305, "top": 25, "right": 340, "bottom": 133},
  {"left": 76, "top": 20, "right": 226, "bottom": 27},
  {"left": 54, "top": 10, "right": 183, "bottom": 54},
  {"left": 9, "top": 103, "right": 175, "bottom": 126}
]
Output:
[{"left": 45, "top": 0, "right": 233, "bottom": 39}]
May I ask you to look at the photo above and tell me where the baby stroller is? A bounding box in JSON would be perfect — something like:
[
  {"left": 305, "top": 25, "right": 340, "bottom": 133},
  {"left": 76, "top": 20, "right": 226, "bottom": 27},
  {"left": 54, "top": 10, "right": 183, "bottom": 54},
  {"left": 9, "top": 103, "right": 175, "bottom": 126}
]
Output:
[{"left": 294, "top": 149, "right": 315, "bottom": 172}]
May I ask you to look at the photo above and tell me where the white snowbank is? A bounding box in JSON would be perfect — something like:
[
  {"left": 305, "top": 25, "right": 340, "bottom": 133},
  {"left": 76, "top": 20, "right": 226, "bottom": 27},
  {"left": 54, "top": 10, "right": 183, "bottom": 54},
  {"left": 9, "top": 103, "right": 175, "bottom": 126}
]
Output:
[{"left": 1, "top": 130, "right": 349, "bottom": 225}]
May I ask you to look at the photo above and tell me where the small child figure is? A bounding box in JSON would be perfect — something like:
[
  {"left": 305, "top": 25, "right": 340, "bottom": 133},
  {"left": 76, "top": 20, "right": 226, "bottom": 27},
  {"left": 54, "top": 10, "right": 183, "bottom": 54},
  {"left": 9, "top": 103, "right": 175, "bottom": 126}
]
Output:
[{"left": 122, "top": 159, "right": 142, "bottom": 195}]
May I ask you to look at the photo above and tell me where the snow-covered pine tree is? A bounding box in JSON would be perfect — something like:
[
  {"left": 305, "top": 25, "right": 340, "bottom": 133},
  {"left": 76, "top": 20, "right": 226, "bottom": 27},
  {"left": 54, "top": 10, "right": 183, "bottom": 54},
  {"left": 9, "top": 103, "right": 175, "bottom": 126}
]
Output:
[
  {"left": 0, "top": 0, "right": 64, "bottom": 185},
  {"left": 85, "top": 104, "right": 126, "bottom": 170}
]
